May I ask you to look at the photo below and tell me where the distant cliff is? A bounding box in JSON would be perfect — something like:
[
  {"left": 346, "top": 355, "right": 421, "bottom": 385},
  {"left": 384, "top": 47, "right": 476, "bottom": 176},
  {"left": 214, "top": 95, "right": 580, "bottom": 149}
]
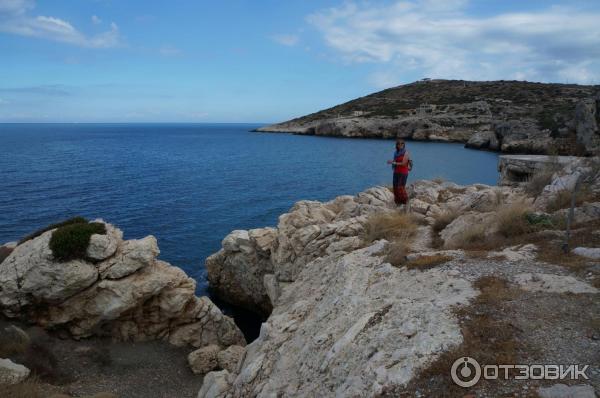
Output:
[{"left": 256, "top": 79, "right": 600, "bottom": 155}]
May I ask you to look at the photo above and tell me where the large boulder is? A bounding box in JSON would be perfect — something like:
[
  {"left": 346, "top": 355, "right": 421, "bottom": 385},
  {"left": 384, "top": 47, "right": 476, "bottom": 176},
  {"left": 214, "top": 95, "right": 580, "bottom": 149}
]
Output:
[
  {"left": 439, "top": 212, "right": 497, "bottom": 249},
  {"left": 0, "top": 221, "right": 245, "bottom": 349},
  {"left": 206, "top": 228, "right": 276, "bottom": 316},
  {"left": 206, "top": 187, "right": 394, "bottom": 315},
  {"left": 0, "top": 231, "right": 99, "bottom": 311},
  {"left": 86, "top": 221, "right": 122, "bottom": 261},
  {"left": 199, "top": 241, "right": 477, "bottom": 397},
  {"left": 466, "top": 131, "right": 499, "bottom": 150},
  {"left": 188, "top": 345, "right": 221, "bottom": 375}
]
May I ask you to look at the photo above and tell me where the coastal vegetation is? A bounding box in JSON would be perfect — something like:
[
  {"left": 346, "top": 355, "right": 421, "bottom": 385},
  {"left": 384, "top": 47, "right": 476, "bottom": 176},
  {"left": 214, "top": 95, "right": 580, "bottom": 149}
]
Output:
[
  {"left": 49, "top": 221, "right": 106, "bottom": 262},
  {"left": 18, "top": 216, "right": 88, "bottom": 245}
]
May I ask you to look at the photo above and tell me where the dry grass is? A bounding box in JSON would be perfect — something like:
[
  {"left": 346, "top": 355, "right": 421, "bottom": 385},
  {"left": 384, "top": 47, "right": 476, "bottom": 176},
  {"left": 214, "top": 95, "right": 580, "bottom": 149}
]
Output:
[
  {"left": 524, "top": 161, "right": 561, "bottom": 197},
  {"left": 495, "top": 200, "right": 533, "bottom": 238},
  {"left": 405, "top": 254, "right": 453, "bottom": 270},
  {"left": 546, "top": 189, "right": 573, "bottom": 212},
  {"left": 432, "top": 208, "right": 460, "bottom": 234},
  {"left": 546, "top": 185, "right": 597, "bottom": 213},
  {"left": 535, "top": 219, "right": 600, "bottom": 269},
  {"left": 0, "top": 376, "right": 43, "bottom": 398},
  {"left": 449, "top": 224, "right": 489, "bottom": 250},
  {"left": 363, "top": 212, "right": 417, "bottom": 243},
  {"left": 384, "top": 240, "right": 409, "bottom": 267},
  {"left": 383, "top": 276, "right": 522, "bottom": 397}
]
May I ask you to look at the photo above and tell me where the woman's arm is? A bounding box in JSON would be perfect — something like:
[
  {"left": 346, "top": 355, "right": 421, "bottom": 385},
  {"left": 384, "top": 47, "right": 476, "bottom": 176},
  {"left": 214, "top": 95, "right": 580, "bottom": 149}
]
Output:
[{"left": 400, "top": 152, "right": 410, "bottom": 166}]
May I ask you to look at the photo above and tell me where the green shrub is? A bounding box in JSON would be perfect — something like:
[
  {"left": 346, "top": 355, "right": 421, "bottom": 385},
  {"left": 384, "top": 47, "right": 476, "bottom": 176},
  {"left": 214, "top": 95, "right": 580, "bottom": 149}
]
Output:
[
  {"left": 525, "top": 213, "right": 555, "bottom": 229},
  {"left": 18, "top": 216, "right": 88, "bottom": 245},
  {"left": 49, "top": 222, "right": 106, "bottom": 262}
]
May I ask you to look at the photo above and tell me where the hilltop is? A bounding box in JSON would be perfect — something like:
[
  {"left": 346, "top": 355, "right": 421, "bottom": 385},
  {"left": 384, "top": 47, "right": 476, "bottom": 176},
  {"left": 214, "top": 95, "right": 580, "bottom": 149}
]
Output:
[{"left": 257, "top": 79, "right": 600, "bottom": 155}]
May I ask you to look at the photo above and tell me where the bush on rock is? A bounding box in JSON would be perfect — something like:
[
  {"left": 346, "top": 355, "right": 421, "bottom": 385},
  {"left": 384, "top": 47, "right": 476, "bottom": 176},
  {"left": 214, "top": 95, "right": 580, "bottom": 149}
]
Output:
[
  {"left": 18, "top": 216, "right": 88, "bottom": 245},
  {"left": 49, "top": 221, "right": 106, "bottom": 262}
]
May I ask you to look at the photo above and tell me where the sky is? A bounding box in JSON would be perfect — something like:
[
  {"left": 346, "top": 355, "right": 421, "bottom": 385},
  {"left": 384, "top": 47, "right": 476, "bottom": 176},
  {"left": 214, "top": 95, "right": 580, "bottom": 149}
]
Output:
[{"left": 0, "top": 0, "right": 599, "bottom": 123}]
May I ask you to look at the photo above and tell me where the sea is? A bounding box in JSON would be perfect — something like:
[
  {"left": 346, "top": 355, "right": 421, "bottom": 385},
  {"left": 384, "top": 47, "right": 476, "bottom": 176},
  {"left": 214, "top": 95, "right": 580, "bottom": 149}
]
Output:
[{"left": 0, "top": 123, "right": 499, "bottom": 296}]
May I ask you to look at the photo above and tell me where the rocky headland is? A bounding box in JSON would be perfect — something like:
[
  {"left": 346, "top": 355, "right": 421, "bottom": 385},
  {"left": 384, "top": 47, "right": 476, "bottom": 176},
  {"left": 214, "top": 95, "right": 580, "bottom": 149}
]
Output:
[
  {"left": 200, "top": 154, "right": 600, "bottom": 397},
  {"left": 256, "top": 80, "right": 600, "bottom": 156},
  {"left": 1, "top": 155, "right": 599, "bottom": 397}
]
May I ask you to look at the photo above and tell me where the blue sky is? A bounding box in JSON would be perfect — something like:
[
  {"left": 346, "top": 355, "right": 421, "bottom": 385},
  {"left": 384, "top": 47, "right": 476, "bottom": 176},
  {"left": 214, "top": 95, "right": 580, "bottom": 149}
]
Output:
[{"left": 1, "top": 0, "right": 599, "bottom": 123}]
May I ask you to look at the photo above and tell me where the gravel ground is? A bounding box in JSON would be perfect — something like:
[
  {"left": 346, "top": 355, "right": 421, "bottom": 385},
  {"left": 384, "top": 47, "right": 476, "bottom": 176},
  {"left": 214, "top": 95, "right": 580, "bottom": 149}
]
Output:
[
  {"left": 0, "top": 319, "right": 204, "bottom": 398},
  {"left": 415, "top": 248, "right": 600, "bottom": 397}
]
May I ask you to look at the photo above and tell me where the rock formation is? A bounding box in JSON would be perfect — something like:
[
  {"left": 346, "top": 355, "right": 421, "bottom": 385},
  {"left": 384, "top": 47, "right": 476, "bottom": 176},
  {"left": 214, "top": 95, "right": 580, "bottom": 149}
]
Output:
[
  {"left": 256, "top": 80, "right": 600, "bottom": 155},
  {"left": 200, "top": 156, "right": 600, "bottom": 397},
  {"left": 0, "top": 220, "right": 245, "bottom": 349},
  {"left": 202, "top": 241, "right": 478, "bottom": 397},
  {"left": 206, "top": 187, "right": 396, "bottom": 315}
]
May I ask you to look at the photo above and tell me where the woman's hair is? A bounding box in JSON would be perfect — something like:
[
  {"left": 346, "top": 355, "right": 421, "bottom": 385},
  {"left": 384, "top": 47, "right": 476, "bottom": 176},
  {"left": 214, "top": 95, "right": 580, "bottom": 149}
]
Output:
[{"left": 396, "top": 139, "right": 405, "bottom": 148}]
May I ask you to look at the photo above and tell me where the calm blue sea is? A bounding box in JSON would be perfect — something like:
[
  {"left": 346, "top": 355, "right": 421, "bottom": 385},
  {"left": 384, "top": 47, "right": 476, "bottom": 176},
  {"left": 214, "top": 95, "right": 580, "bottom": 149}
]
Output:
[{"left": 0, "top": 123, "right": 498, "bottom": 295}]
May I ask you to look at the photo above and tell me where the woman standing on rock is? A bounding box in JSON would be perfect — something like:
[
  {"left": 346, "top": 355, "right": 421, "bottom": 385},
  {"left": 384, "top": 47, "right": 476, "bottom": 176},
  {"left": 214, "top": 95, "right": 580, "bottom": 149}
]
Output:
[{"left": 387, "top": 139, "right": 410, "bottom": 209}]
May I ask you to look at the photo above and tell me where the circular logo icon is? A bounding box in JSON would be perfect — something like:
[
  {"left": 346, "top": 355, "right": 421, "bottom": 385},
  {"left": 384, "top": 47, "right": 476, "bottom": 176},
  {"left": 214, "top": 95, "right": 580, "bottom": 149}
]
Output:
[{"left": 451, "top": 357, "right": 481, "bottom": 388}]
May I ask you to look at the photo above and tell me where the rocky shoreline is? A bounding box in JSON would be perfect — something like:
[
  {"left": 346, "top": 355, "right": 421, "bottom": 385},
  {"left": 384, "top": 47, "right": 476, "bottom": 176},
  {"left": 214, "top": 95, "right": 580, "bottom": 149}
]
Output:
[
  {"left": 199, "top": 154, "right": 600, "bottom": 397},
  {"left": 1, "top": 155, "right": 599, "bottom": 397}
]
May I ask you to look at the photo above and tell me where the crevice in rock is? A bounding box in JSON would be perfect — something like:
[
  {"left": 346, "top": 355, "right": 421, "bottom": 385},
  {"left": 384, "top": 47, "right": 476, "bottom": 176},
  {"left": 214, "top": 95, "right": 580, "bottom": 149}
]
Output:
[{"left": 209, "top": 291, "right": 265, "bottom": 343}]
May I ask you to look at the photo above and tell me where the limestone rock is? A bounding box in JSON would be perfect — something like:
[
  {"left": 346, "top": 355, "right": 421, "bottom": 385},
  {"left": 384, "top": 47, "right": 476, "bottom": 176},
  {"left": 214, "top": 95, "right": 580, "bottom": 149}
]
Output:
[
  {"left": 200, "top": 242, "right": 477, "bottom": 397},
  {"left": 553, "top": 202, "right": 600, "bottom": 224},
  {"left": 206, "top": 227, "right": 276, "bottom": 316},
  {"left": 439, "top": 212, "right": 497, "bottom": 249},
  {"left": 409, "top": 180, "right": 441, "bottom": 204},
  {"left": 217, "top": 345, "right": 245, "bottom": 373},
  {"left": 488, "top": 244, "right": 537, "bottom": 262},
  {"left": 456, "top": 188, "right": 503, "bottom": 213},
  {"left": 263, "top": 274, "right": 281, "bottom": 306},
  {"left": 498, "top": 155, "right": 578, "bottom": 187},
  {"left": 514, "top": 273, "right": 598, "bottom": 294},
  {"left": 188, "top": 345, "right": 221, "bottom": 374},
  {"left": 466, "top": 131, "right": 498, "bottom": 150},
  {"left": 0, "top": 230, "right": 98, "bottom": 311},
  {"left": 538, "top": 383, "right": 596, "bottom": 398},
  {"left": 86, "top": 222, "right": 122, "bottom": 261},
  {"left": 197, "top": 370, "right": 232, "bottom": 398},
  {"left": 410, "top": 198, "right": 431, "bottom": 215},
  {"left": 0, "top": 221, "right": 245, "bottom": 349},
  {"left": 0, "top": 358, "right": 30, "bottom": 385},
  {"left": 572, "top": 247, "right": 600, "bottom": 260},
  {"left": 206, "top": 187, "right": 395, "bottom": 315},
  {"left": 100, "top": 236, "right": 159, "bottom": 279}
]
